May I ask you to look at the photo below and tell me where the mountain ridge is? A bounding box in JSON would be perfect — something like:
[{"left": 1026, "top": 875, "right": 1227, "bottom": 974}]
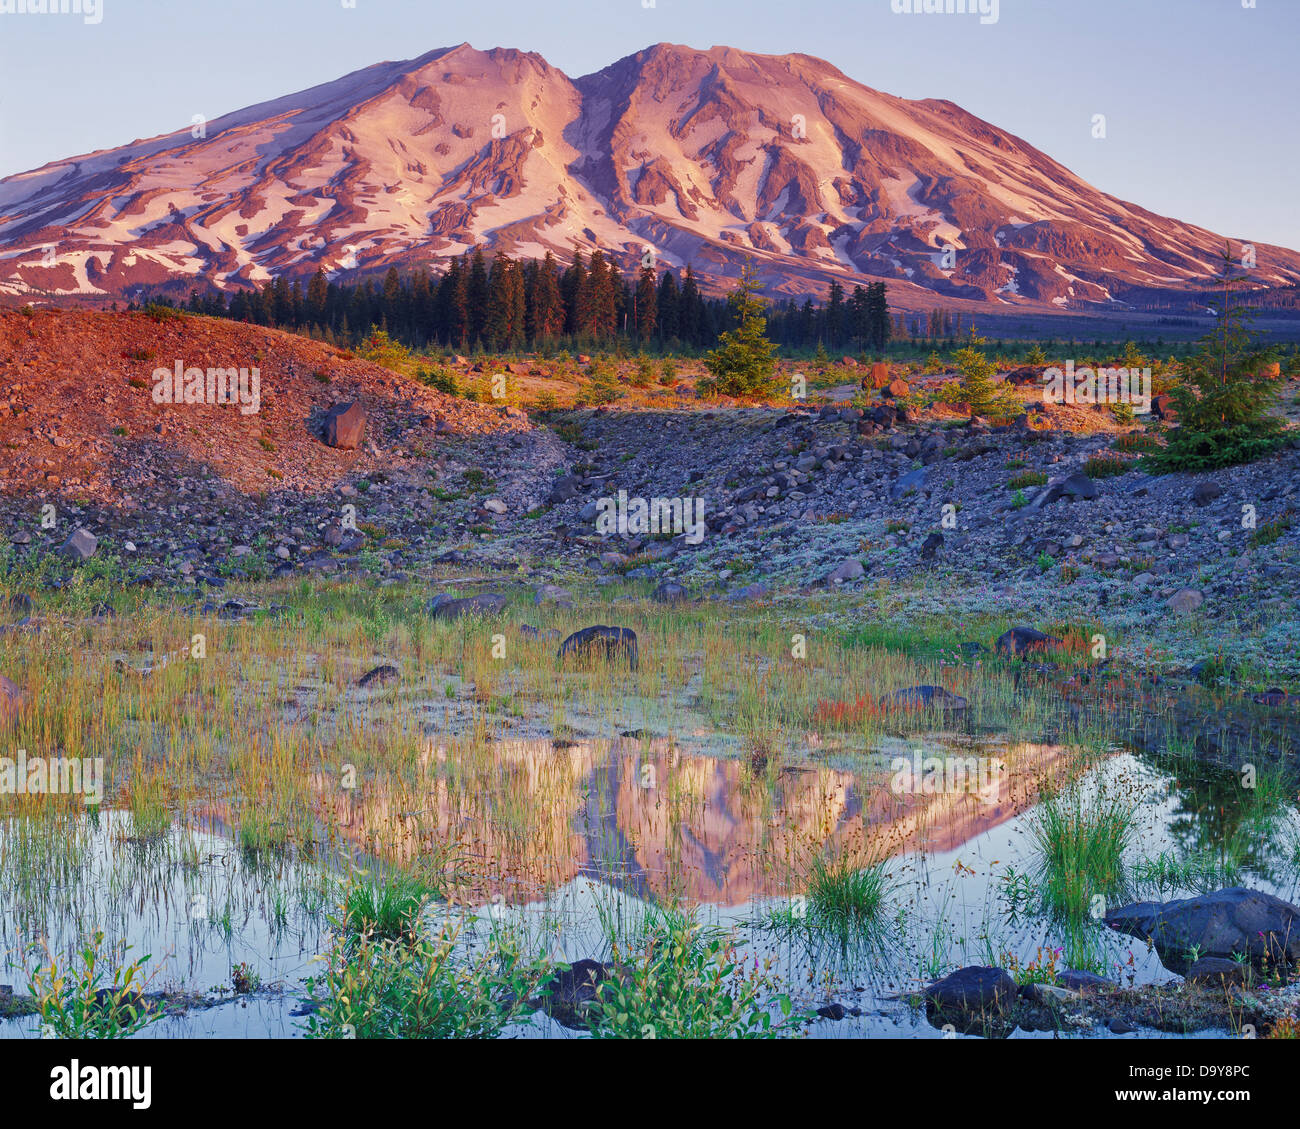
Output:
[{"left": 3, "top": 41, "right": 1297, "bottom": 311}]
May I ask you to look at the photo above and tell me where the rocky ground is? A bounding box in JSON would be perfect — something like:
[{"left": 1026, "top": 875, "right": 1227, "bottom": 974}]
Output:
[{"left": 2, "top": 310, "right": 1299, "bottom": 683}]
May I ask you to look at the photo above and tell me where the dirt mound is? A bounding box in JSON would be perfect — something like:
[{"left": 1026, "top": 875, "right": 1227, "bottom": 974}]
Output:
[{"left": 0, "top": 308, "right": 526, "bottom": 501}]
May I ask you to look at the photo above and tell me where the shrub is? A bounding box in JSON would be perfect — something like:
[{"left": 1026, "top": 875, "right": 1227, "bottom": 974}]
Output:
[
  {"left": 942, "top": 346, "right": 1023, "bottom": 419},
  {"left": 1145, "top": 247, "right": 1287, "bottom": 473},
  {"left": 27, "top": 931, "right": 162, "bottom": 1039},
  {"left": 1083, "top": 453, "right": 1133, "bottom": 478},
  {"left": 590, "top": 921, "right": 795, "bottom": 1039},
  {"left": 1007, "top": 470, "right": 1047, "bottom": 489}
]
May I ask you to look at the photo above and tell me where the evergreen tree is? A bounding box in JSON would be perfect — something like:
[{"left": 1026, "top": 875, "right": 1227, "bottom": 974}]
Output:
[{"left": 702, "top": 261, "right": 778, "bottom": 397}]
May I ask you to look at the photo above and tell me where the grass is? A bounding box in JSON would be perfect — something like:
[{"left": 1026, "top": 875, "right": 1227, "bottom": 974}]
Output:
[
  {"left": 1083, "top": 453, "right": 1134, "bottom": 478},
  {"left": 1030, "top": 783, "right": 1136, "bottom": 925},
  {"left": 1007, "top": 470, "right": 1047, "bottom": 489}
]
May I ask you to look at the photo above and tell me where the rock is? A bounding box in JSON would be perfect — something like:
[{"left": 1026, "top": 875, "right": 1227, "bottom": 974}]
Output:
[
  {"left": 1022, "top": 982, "right": 1081, "bottom": 1006},
  {"left": 924, "top": 967, "right": 1017, "bottom": 1033},
  {"left": 1108, "top": 1017, "right": 1138, "bottom": 1034},
  {"left": 1151, "top": 394, "right": 1177, "bottom": 419},
  {"left": 884, "top": 379, "right": 910, "bottom": 399},
  {"left": 0, "top": 674, "right": 23, "bottom": 725},
  {"left": 890, "top": 467, "right": 926, "bottom": 502},
  {"left": 865, "top": 361, "right": 890, "bottom": 390},
  {"left": 60, "top": 527, "right": 98, "bottom": 561},
  {"left": 1185, "top": 957, "right": 1249, "bottom": 986},
  {"left": 1166, "top": 588, "right": 1204, "bottom": 614},
  {"left": 1057, "top": 969, "right": 1116, "bottom": 995},
  {"left": 426, "top": 592, "right": 508, "bottom": 620},
  {"left": 533, "top": 584, "right": 574, "bottom": 607},
  {"left": 357, "top": 664, "right": 399, "bottom": 687},
  {"left": 1192, "top": 481, "right": 1223, "bottom": 507},
  {"left": 548, "top": 476, "right": 581, "bottom": 504},
  {"left": 960, "top": 641, "right": 987, "bottom": 658},
  {"left": 1252, "top": 687, "right": 1290, "bottom": 707},
  {"left": 323, "top": 401, "right": 366, "bottom": 450},
  {"left": 557, "top": 626, "right": 639, "bottom": 672},
  {"left": 824, "top": 558, "right": 865, "bottom": 584},
  {"left": 538, "top": 959, "right": 614, "bottom": 1030},
  {"left": 994, "top": 626, "right": 1063, "bottom": 656},
  {"left": 881, "top": 685, "right": 969, "bottom": 712},
  {"left": 816, "top": 1003, "right": 848, "bottom": 1021},
  {"left": 729, "top": 583, "right": 770, "bottom": 602},
  {"left": 652, "top": 581, "right": 687, "bottom": 603},
  {"left": 483, "top": 498, "right": 508, "bottom": 515},
  {"left": 1039, "top": 472, "right": 1098, "bottom": 506},
  {"left": 1105, "top": 888, "right": 1300, "bottom": 970},
  {"left": 920, "top": 532, "right": 944, "bottom": 560}
]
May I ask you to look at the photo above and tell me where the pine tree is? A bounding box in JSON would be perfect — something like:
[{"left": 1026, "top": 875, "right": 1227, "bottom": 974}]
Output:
[
  {"left": 702, "top": 261, "right": 778, "bottom": 397},
  {"left": 634, "top": 265, "right": 658, "bottom": 342}
]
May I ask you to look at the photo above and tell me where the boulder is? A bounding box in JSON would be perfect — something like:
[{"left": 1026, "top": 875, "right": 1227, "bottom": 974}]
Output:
[
  {"left": 1192, "top": 481, "right": 1223, "bottom": 507},
  {"left": 1252, "top": 687, "right": 1289, "bottom": 707},
  {"left": 557, "top": 626, "right": 639, "bottom": 672},
  {"left": 323, "top": 401, "right": 366, "bottom": 450},
  {"left": 883, "top": 378, "right": 910, "bottom": 399},
  {"left": 1166, "top": 588, "right": 1204, "bottom": 614},
  {"left": 1104, "top": 888, "right": 1300, "bottom": 970},
  {"left": 0, "top": 674, "right": 23, "bottom": 725},
  {"left": 889, "top": 467, "right": 926, "bottom": 502},
  {"left": 920, "top": 532, "right": 944, "bottom": 560},
  {"left": 533, "top": 584, "right": 574, "bottom": 608},
  {"left": 1185, "top": 957, "right": 1249, "bottom": 986},
  {"left": 652, "top": 581, "right": 688, "bottom": 603},
  {"left": 881, "top": 685, "right": 968, "bottom": 712},
  {"left": 357, "top": 664, "right": 399, "bottom": 688},
  {"left": 994, "top": 626, "right": 1063, "bottom": 656},
  {"left": 824, "top": 558, "right": 865, "bottom": 584},
  {"left": 60, "top": 527, "right": 98, "bottom": 561},
  {"left": 1056, "top": 969, "right": 1117, "bottom": 995},
  {"left": 865, "top": 361, "right": 890, "bottom": 390},
  {"left": 924, "top": 966, "right": 1017, "bottom": 1033},
  {"left": 537, "top": 959, "right": 615, "bottom": 1030},
  {"left": 1151, "top": 394, "right": 1177, "bottom": 420},
  {"left": 548, "top": 476, "right": 582, "bottom": 504},
  {"left": 426, "top": 592, "right": 508, "bottom": 620}
]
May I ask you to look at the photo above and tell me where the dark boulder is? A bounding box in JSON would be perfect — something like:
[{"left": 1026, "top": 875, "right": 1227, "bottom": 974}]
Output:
[
  {"left": 924, "top": 967, "right": 1017, "bottom": 1033},
  {"left": 1185, "top": 957, "right": 1249, "bottom": 986},
  {"left": 426, "top": 592, "right": 508, "bottom": 620},
  {"left": 357, "top": 664, "right": 399, "bottom": 687},
  {"left": 322, "top": 401, "right": 366, "bottom": 450},
  {"left": 994, "top": 626, "right": 1063, "bottom": 656},
  {"left": 537, "top": 959, "right": 614, "bottom": 1030},
  {"left": 557, "top": 626, "right": 639, "bottom": 672},
  {"left": 882, "top": 685, "right": 969, "bottom": 712},
  {"left": 1104, "top": 888, "right": 1300, "bottom": 971},
  {"left": 920, "top": 532, "right": 944, "bottom": 560}
]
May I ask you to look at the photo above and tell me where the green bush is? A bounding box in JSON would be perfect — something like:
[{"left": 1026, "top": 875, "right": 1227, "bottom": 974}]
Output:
[{"left": 703, "top": 263, "right": 779, "bottom": 398}]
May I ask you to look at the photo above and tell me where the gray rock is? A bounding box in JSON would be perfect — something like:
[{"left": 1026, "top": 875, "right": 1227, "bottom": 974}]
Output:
[
  {"left": 427, "top": 592, "right": 508, "bottom": 620},
  {"left": 1105, "top": 888, "right": 1300, "bottom": 970},
  {"left": 60, "top": 527, "right": 98, "bottom": 561}
]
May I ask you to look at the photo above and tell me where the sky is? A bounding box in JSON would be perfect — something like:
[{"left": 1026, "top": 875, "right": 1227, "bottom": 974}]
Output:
[{"left": 1, "top": 0, "right": 1297, "bottom": 249}]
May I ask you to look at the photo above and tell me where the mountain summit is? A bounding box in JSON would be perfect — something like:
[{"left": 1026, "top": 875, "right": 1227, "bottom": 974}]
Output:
[{"left": 2, "top": 42, "right": 1297, "bottom": 309}]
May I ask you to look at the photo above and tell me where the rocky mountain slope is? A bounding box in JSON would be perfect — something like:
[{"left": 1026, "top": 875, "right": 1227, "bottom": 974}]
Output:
[{"left": 3, "top": 43, "right": 1298, "bottom": 310}]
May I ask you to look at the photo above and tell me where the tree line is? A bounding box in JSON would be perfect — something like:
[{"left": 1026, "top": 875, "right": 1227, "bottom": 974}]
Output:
[{"left": 166, "top": 248, "right": 896, "bottom": 354}]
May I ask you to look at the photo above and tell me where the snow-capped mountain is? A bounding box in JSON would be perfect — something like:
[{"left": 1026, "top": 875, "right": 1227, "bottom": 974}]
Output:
[{"left": 2, "top": 42, "right": 1297, "bottom": 309}]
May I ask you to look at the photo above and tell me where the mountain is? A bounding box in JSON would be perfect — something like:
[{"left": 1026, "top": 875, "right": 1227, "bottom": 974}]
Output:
[{"left": 2, "top": 42, "right": 1298, "bottom": 311}]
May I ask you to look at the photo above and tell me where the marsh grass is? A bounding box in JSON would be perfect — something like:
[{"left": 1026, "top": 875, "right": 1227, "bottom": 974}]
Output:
[{"left": 1030, "top": 784, "right": 1135, "bottom": 929}]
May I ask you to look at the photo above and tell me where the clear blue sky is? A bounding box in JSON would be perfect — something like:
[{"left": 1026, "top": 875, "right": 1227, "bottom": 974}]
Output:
[{"left": 2, "top": 0, "right": 1297, "bottom": 249}]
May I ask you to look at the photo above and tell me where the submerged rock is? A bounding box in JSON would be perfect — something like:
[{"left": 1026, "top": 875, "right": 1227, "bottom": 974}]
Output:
[{"left": 537, "top": 959, "right": 615, "bottom": 1030}]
